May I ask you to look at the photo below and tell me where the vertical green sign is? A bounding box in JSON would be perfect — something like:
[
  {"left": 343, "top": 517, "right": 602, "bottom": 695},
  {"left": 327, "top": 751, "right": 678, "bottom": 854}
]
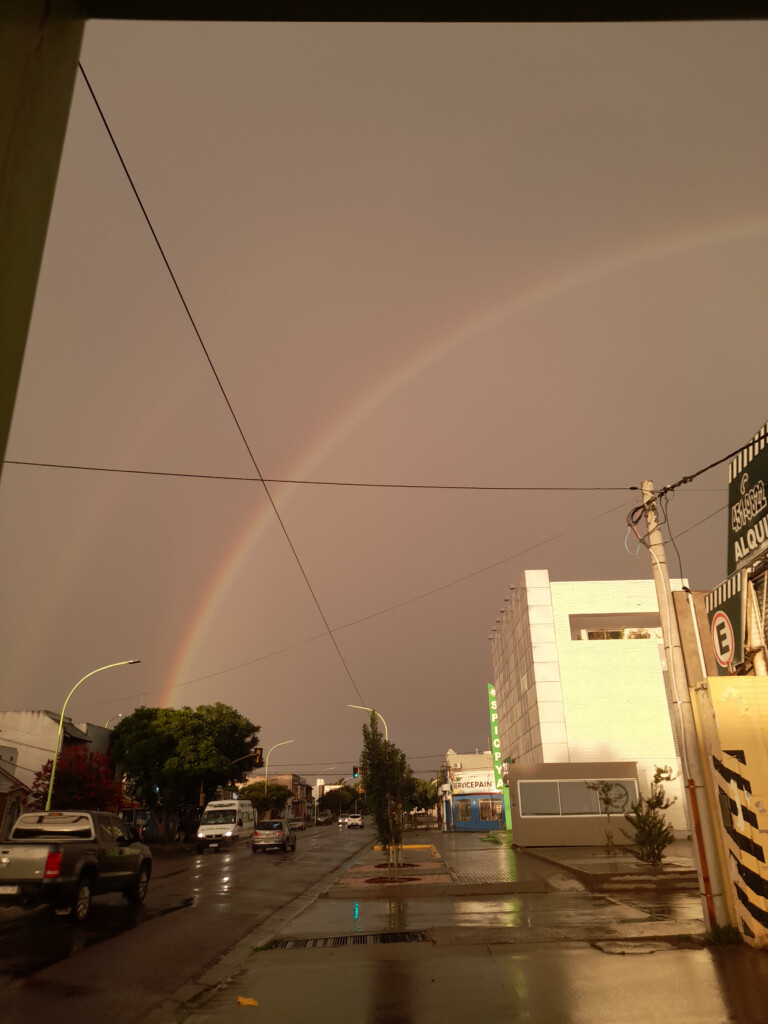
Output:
[{"left": 487, "top": 684, "right": 503, "bottom": 790}]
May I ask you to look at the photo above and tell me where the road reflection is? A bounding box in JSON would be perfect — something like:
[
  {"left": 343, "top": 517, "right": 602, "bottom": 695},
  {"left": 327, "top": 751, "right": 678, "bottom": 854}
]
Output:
[{"left": 0, "top": 891, "right": 194, "bottom": 980}]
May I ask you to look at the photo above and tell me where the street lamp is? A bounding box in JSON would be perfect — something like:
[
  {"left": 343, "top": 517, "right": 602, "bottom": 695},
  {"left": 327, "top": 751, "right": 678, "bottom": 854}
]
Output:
[
  {"left": 347, "top": 704, "right": 388, "bottom": 741},
  {"left": 46, "top": 660, "right": 140, "bottom": 812},
  {"left": 104, "top": 713, "right": 123, "bottom": 728},
  {"left": 264, "top": 739, "right": 294, "bottom": 793}
]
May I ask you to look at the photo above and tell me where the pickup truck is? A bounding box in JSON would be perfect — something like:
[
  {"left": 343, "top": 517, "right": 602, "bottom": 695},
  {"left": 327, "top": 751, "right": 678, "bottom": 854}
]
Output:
[{"left": 0, "top": 810, "right": 152, "bottom": 923}]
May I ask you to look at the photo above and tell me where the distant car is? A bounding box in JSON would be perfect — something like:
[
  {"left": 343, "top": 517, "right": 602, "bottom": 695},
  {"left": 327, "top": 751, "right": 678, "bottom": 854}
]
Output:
[
  {"left": 316, "top": 811, "right": 333, "bottom": 826},
  {"left": 251, "top": 820, "right": 296, "bottom": 853},
  {"left": 288, "top": 818, "right": 306, "bottom": 831},
  {"left": 347, "top": 813, "right": 364, "bottom": 829}
]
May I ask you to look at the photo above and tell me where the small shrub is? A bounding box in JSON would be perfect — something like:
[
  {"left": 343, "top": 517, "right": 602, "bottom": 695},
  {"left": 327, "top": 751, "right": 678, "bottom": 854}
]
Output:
[
  {"left": 587, "top": 779, "right": 623, "bottom": 856},
  {"left": 621, "top": 766, "right": 676, "bottom": 866}
]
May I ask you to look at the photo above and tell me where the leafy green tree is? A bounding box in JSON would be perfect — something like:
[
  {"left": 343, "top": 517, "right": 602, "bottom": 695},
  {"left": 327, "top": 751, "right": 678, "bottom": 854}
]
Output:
[
  {"left": 111, "top": 703, "right": 259, "bottom": 839},
  {"left": 359, "top": 712, "right": 413, "bottom": 876},
  {"left": 28, "top": 747, "right": 122, "bottom": 811},
  {"left": 240, "top": 782, "right": 293, "bottom": 819},
  {"left": 411, "top": 778, "right": 438, "bottom": 812},
  {"left": 318, "top": 784, "right": 358, "bottom": 816}
]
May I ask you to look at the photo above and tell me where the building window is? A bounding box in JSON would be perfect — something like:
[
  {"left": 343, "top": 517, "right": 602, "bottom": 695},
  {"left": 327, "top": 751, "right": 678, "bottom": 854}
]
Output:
[
  {"left": 519, "top": 781, "right": 560, "bottom": 816},
  {"left": 569, "top": 613, "right": 662, "bottom": 641},
  {"left": 455, "top": 799, "right": 472, "bottom": 821},
  {"left": 478, "top": 799, "right": 502, "bottom": 821},
  {"left": 518, "top": 779, "right": 638, "bottom": 817},
  {"left": 582, "top": 628, "right": 660, "bottom": 640},
  {"left": 559, "top": 781, "right": 600, "bottom": 815}
]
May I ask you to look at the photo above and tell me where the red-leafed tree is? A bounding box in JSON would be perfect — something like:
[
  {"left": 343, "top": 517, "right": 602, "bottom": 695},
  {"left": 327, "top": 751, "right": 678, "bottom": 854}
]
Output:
[{"left": 27, "top": 746, "right": 123, "bottom": 811}]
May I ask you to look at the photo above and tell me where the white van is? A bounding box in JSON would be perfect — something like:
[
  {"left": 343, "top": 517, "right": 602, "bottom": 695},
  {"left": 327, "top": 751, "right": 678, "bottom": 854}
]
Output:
[{"left": 196, "top": 799, "right": 256, "bottom": 852}]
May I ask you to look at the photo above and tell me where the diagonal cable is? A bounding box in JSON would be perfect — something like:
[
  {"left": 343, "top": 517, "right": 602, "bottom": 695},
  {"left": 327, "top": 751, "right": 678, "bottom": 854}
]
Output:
[{"left": 78, "top": 63, "right": 366, "bottom": 706}]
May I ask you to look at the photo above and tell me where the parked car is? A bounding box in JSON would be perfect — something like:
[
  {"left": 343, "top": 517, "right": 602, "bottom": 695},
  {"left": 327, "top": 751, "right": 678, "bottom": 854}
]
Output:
[
  {"left": 0, "top": 810, "right": 152, "bottom": 923},
  {"left": 347, "top": 813, "right": 364, "bottom": 829},
  {"left": 252, "top": 819, "right": 296, "bottom": 853},
  {"left": 288, "top": 817, "right": 306, "bottom": 831}
]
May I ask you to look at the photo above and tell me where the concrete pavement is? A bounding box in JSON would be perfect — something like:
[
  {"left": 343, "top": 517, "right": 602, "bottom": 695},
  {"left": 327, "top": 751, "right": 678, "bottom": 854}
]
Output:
[{"left": 148, "top": 830, "right": 767, "bottom": 1024}]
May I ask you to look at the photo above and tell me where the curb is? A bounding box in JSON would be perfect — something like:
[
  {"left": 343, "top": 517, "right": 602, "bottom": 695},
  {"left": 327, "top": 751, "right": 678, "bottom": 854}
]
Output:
[
  {"left": 325, "top": 879, "right": 549, "bottom": 899},
  {"left": 520, "top": 846, "right": 700, "bottom": 892}
]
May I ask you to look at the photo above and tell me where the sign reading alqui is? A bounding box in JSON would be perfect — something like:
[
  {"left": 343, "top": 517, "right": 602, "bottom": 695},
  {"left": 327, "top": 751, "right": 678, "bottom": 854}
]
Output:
[
  {"left": 728, "top": 423, "right": 768, "bottom": 575},
  {"left": 487, "top": 683, "right": 503, "bottom": 791}
]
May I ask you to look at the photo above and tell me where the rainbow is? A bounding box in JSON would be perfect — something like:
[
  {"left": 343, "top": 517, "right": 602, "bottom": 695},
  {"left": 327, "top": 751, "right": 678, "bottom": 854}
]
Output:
[{"left": 157, "top": 211, "right": 768, "bottom": 706}]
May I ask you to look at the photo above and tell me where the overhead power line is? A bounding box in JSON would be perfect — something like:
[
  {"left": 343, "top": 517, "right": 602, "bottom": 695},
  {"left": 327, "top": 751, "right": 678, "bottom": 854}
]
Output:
[
  {"left": 263, "top": 754, "right": 445, "bottom": 767},
  {"left": 626, "top": 437, "right": 755, "bottom": 535},
  {"left": 76, "top": 491, "right": 725, "bottom": 714},
  {"left": 2, "top": 459, "right": 726, "bottom": 494},
  {"left": 81, "top": 497, "right": 631, "bottom": 706},
  {"left": 83, "top": 493, "right": 725, "bottom": 710},
  {"left": 77, "top": 63, "right": 366, "bottom": 708}
]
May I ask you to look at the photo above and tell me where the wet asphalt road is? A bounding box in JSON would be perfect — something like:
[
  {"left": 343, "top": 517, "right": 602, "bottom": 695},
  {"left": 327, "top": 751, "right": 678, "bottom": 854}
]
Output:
[
  {"left": 0, "top": 823, "right": 370, "bottom": 1024},
  {"left": 2, "top": 829, "right": 765, "bottom": 1024}
]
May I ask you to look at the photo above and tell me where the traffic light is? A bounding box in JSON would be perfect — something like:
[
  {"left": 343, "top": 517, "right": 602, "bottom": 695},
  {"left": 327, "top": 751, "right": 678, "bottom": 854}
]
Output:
[
  {"left": 252, "top": 748, "right": 263, "bottom": 767},
  {"left": 353, "top": 765, "right": 359, "bottom": 778}
]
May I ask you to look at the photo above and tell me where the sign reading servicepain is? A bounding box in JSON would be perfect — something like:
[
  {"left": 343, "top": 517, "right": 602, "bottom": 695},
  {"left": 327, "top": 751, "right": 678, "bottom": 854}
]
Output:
[
  {"left": 706, "top": 571, "right": 746, "bottom": 674},
  {"left": 451, "top": 769, "right": 499, "bottom": 795},
  {"left": 487, "top": 683, "right": 503, "bottom": 790},
  {"left": 728, "top": 422, "right": 768, "bottom": 575}
]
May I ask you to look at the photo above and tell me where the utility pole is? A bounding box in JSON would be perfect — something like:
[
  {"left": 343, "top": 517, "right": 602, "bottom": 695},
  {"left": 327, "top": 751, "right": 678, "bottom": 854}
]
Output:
[
  {"left": 641, "top": 481, "right": 731, "bottom": 929},
  {"left": 747, "top": 577, "right": 768, "bottom": 676}
]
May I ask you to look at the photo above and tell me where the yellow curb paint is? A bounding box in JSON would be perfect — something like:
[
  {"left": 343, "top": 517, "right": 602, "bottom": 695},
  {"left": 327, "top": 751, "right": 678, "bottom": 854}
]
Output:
[{"left": 372, "top": 844, "right": 437, "bottom": 852}]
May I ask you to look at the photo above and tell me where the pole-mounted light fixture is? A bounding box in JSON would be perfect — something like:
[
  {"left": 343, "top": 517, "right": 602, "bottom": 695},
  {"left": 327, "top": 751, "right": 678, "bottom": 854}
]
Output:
[{"left": 47, "top": 660, "right": 140, "bottom": 812}]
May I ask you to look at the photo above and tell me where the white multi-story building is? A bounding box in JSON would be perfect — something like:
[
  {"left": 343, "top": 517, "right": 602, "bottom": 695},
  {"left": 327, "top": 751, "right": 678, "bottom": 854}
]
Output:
[{"left": 489, "top": 570, "right": 689, "bottom": 832}]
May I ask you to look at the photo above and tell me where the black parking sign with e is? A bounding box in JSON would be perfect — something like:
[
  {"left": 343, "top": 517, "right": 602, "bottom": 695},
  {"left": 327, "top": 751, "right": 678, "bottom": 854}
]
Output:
[{"left": 706, "top": 572, "right": 745, "bottom": 675}]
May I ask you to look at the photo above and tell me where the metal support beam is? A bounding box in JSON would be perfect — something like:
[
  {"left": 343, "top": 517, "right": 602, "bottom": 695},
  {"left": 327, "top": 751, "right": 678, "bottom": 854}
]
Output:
[{"left": 0, "top": 1, "right": 85, "bottom": 475}]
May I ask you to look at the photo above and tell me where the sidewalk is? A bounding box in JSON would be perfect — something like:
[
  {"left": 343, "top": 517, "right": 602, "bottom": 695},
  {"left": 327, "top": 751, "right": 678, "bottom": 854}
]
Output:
[
  {"left": 324, "top": 830, "right": 699, "bottom": 898},
  {"left": 524, "top": 838, "right": 700, "bottom": 892},
  {"left": 150, "top": 832, "right": 744, "bottom": 1024}
]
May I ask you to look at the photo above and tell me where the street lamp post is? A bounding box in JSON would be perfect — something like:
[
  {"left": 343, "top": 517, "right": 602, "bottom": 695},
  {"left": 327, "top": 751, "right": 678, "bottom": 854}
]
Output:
[
  {"left": 347, "top": 704, "right": 388, "bottom": 741},
  {"left": 46, "top": 659, "right": 140, "bottom": 812},
  {"left": 225, "top": 750, "right": 265, "bottom": 794},
  {"left": 264, "top": 739, "right": 295, "bottom": 793},
  {"left": 104, "top": 713, "right": 123, "bottom": 729}
]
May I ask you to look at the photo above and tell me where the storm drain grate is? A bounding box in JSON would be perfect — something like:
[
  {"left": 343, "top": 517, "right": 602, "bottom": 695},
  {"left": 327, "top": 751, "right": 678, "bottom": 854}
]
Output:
[{"left": 271, "top": 931, "right": 427, "bottom": 949}]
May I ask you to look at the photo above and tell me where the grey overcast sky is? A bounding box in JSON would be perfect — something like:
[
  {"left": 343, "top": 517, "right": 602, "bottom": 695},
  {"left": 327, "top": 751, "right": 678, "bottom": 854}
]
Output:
[{"left": 1, "top": 20, "right": 767, "bottom": 782}]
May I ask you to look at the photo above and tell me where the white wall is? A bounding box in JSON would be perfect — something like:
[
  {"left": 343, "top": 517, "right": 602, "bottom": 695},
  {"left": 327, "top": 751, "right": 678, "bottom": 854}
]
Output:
[
  {"left": 490, "top": 573, "right": 690, "bottom": 831},
  {"left": 0, "top": 711, "right": 60, "bottom": 789},
  {"left": 549, "top": 578, "right": 688, "bottom": 830}
]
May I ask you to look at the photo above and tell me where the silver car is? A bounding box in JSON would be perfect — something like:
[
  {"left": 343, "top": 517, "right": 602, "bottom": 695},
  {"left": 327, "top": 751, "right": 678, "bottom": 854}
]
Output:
[{"left": 251, "top": 819, "right": 296, "bottom": 853}]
